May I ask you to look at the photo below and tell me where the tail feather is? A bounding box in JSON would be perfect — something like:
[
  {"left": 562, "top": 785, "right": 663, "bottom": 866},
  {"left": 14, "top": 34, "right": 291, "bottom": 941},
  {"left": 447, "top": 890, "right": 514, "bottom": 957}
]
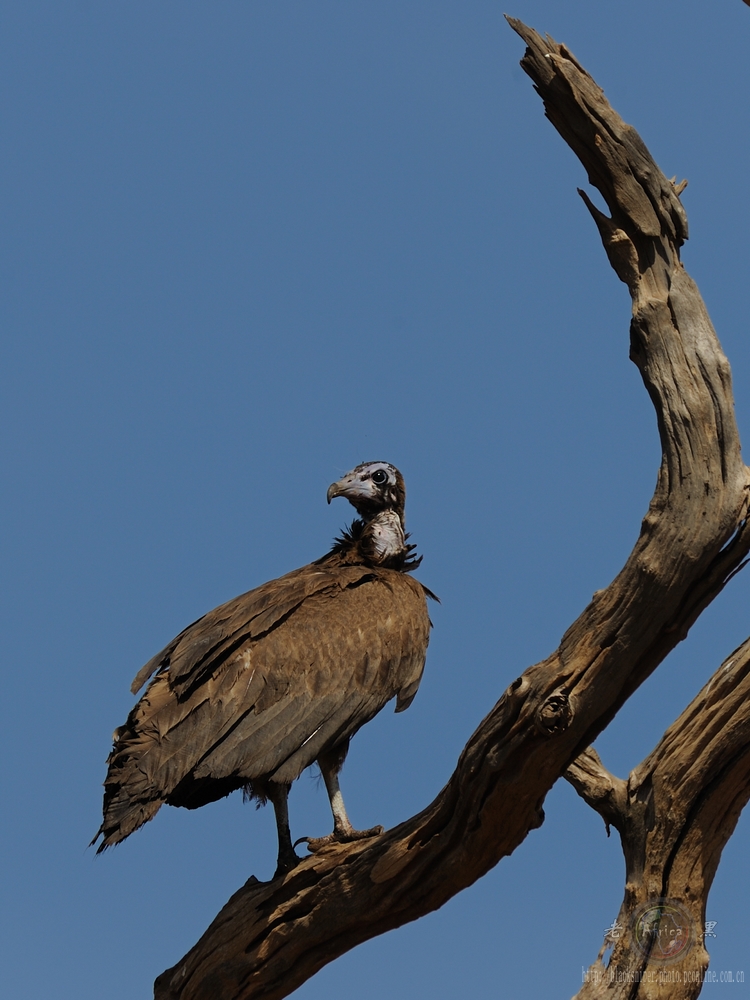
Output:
[{"left": 92, "top": 790, "right": 164, "bottom": 852}]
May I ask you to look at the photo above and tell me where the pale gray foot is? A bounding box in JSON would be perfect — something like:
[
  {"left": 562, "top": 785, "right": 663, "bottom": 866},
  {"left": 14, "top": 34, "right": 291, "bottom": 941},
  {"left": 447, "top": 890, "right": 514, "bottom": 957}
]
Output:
[
  {"left": 297, "top": 745, "right": 384, "bottom": 853},
  {"left": 301, "top": 824, "right": 384, "bottom": 854}
]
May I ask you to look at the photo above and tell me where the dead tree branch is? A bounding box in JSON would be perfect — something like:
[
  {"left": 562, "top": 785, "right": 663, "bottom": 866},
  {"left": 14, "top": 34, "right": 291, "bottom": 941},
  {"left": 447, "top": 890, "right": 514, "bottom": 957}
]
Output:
[
  {"left": 565, "top": 747, "right": 628, "bottom": 836},
  {"left": 567, "top": 638, "right": 750, "bottom": 999},
  {"left": 154, "top": 21, "right": 750, "bottom": 1000}
]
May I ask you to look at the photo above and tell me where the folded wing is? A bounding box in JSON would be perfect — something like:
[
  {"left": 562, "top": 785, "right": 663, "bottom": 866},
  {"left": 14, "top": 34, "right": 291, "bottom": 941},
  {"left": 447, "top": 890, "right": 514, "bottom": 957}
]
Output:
[{"left": 96, "top": 558, "right": 430, "bottom": 850}]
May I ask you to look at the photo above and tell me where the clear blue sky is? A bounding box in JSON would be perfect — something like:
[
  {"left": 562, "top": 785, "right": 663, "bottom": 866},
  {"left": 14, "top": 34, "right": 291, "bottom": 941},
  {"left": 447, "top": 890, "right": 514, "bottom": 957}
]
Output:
[{"left": 2, "top": 2, "right": 749, "bottom": 997}]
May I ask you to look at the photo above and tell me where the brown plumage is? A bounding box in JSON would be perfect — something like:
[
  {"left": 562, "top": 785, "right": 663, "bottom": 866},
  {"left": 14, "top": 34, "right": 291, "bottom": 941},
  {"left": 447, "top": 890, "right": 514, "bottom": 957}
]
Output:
[{"left": 94, "top": 461, "right": 434, "bottom": 875}]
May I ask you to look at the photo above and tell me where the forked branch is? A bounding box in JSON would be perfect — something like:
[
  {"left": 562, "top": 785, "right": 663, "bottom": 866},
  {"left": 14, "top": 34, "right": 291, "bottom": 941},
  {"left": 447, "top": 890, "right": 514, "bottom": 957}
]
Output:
[
  {"left": 567, "top": 638, "right": 750, "bottom": 999},
  {"left": 154, "top": 21, "right": 750, "bottom": 1000}
]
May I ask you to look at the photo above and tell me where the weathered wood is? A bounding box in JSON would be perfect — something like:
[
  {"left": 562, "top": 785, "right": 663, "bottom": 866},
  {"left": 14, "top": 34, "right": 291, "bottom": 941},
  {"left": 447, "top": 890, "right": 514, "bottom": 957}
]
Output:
[
  {"left": 154, "top": 21, "right": 750, "bottom": 1000},
  {"left": 565, "top": 746, "right": 627, "bottom": 836},
  {"left": 568, "top": 638, "right": 750, "bottom": 999}
]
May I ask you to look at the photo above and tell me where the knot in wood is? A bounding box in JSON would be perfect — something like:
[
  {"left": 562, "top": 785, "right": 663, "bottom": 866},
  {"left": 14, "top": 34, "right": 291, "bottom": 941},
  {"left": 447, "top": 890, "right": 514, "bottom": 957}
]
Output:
[{"left": 535, "top": 692, "right": 572, "bottom": 736}]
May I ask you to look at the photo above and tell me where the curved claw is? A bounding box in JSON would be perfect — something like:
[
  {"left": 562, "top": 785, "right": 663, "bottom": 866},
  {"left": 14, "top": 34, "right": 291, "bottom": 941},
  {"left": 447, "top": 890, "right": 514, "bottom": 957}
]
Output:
[{"left": 300, "top": 825, "right": 384, "bottom": 854}]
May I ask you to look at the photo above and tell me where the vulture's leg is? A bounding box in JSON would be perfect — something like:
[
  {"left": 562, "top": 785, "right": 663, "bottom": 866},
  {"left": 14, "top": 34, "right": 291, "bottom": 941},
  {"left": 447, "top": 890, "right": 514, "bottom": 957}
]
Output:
[
  {"left": 303, "top": 742, "right": 383, "bottom": 853},
  {"left": 266, "top": 781, "right": 299, "bottom": 877}
]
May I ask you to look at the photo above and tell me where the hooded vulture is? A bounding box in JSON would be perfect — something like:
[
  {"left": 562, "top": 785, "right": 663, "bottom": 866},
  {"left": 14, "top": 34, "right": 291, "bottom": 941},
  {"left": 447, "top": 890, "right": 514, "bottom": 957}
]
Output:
[{"left": 94, "top": 461, "right": 434, "bottom": 876}]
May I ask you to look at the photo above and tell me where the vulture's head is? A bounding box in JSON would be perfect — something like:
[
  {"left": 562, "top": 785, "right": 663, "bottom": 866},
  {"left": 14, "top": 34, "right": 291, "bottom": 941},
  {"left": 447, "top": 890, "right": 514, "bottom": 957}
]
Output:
[
  {"left": 327, "top": 461, "right": 405, "bottom": 522},
  {"left": 327, "top": 462, "right": 420, "bottom": 570}
]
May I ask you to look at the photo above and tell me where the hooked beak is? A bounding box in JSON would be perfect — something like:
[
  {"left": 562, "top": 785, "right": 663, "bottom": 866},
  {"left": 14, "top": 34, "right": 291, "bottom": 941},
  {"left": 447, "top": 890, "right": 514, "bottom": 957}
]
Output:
[
  {"left": 326, "top": 481, "right": 343, "bottom": 504},
  {"left": 327, "top": 472, "right": 374, "bottom": 505}
]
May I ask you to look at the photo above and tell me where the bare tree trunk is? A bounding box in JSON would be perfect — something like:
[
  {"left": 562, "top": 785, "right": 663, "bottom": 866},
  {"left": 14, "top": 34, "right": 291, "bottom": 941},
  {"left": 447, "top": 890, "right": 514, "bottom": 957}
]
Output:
[
  {"left": 154, "top": 21, "right": 750, "bottom": 1000},
  {"left": 567, "top": 637, "right": 750, "bottom": 999}
]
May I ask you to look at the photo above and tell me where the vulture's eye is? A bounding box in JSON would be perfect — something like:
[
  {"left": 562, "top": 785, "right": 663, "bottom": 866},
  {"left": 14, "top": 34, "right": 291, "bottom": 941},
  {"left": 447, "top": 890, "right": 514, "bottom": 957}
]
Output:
[{"left": 371, "top": 469, "right": 388, "bottom": 485}]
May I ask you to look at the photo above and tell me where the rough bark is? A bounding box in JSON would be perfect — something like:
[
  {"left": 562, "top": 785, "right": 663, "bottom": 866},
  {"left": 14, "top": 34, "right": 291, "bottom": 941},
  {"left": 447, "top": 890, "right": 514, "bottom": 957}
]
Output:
[
  {"left": 154, "top": 21, "right": 750, "bottom": 1000},
  {"left": 567, "top": 637, "right": 750, "bottom": 1000}
]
